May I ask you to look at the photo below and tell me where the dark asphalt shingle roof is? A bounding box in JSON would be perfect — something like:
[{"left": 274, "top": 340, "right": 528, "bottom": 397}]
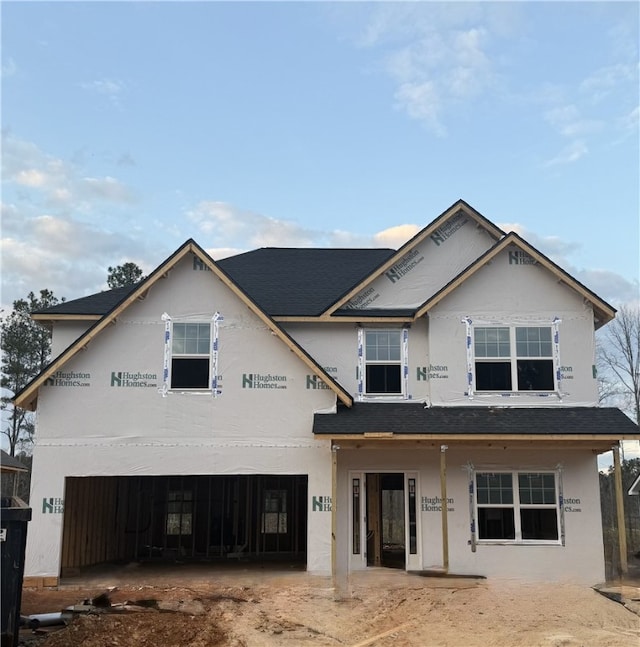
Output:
[
  {"left": 34, "top": 285, "right": 138, "bottom": 316},
  {"left": 217, "top": 248, "right": 395, "bottom": 316},
  {"left": 35, "top": 248, "right": 395, "bottom": 318},
  {"left": 312, "top": 404, "right": 639, "bottom": 436},
  {"left": 0, "top": 450, "right": 29, "bottom": 472},
  {"left": 332, "top": 308, "right": 417, "bottom": 318}
]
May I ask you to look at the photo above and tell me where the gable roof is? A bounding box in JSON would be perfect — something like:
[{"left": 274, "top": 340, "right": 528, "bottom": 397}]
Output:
[
  {"left": 15, "top": 239, "right": 354, "bottom": 411},
  {"left": 629, "top": 472, "right": 640, "bottom": 496},
  {"left": 33, "top": 284, "right": 137, "bottom": 320},
  {"left": 217, "top": 248, "right": 395, "bottom": 316},
  {"left": 321, "top": 199, "right": 506, "bottom": 316},
  {"left": 413, "top": 231, "right": 616, "bottom": 328},
  {"left": 29, "top": 201, "right": 616, "bottom": 330},
  {"left": 32, "top": 248, "right": 395, "bottom": 321}
]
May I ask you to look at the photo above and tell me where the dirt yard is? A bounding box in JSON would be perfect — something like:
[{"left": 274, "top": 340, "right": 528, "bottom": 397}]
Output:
[{"left": 18, "top": 565, "right": 640, "bottom": 647}]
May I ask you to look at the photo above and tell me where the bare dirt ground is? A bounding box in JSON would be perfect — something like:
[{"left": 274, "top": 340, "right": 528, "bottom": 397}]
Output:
[{"left": 19, "top": 565, "right": 640, "bottom": 647}]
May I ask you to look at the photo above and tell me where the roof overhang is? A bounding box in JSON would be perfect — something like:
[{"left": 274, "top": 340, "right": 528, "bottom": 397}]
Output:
[{"left": 313, "top": 404, "right": 639, "bottom": 455}]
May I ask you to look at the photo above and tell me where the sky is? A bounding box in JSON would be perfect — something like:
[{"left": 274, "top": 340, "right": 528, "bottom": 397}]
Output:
[
  {"left": 0, "top": 1, "right": 638, "bottom": 462},
  {"left": 1, "top": 1, "right": 638, "bottom": 314}
]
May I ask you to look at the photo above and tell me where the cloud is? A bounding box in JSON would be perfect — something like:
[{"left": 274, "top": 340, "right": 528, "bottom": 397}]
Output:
[
  {"left": 345, "top": 3, "right": 503, "bottom": 135},
  {"left": 80, "top": 78, "right": 125, "bottom": 108},
  {"left": 2, "top": 132, "right": 137, "bottom": 208},
  {"left": 580, "top": 63, "right": 637, "bottom": 103},
  {"left": 543, "top": 140, "right": 589, "bottom": 167},
  {"left": 1, "top": 57, "right": 17, "bottom": 78},
  {"left": 186, "top": 201, "right": 330, "bottom": 249},
  {"left": 0, "top": 134, "right": 149, "bottom": 310},
  {"left": 186, "top": 200, "right": 408, "bottom": 254},
  {"left": 0, "top": 207, "right": 157, "bottom": 311},
  {"left": 374, "top": 224, "right": 420, "bottom": 248},
  {"left": 499, "top": 222, "right": 581, "bottom": 259},
  {"left": 499, "top": 221, "right": 639, "bottom": 307},
  {"left": 543, "top": 105, "right": 603, "bottom": 138}
]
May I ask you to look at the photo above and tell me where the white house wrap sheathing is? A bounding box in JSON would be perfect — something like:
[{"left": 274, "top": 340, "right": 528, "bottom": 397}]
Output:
[
  {"left": 345, "top": 214, "right": 496, "bottom": 310},
  {"left": 25, "top": 255, "right": 337, "bottom": 578},
  {"left": 22, "top": 209, "right": 634, "bottom": 586},
  {"left": 336, "top": 446, "right": 605, "bottom": 584}
]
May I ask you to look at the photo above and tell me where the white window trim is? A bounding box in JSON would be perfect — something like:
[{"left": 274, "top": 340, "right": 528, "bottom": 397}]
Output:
[
  {"left": 161, "top": 313, "right": 223, "bottom": 394},
  {"left": 357, "top": 328, "right": 409, "bottom": 400},
  {"left": 463, "top": 318, "right": 562, "bottom": 399},
  {"left": 473, "top": 469, "right": 562, "bottom": 546}
]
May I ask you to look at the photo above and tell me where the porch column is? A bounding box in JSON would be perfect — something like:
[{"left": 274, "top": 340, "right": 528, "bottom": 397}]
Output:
[
  {"left": 613, "top": 443, "right": 628, "bottom": 576},
  {"left": 440, "top": 444, "right": 449, "bottom": 572}
]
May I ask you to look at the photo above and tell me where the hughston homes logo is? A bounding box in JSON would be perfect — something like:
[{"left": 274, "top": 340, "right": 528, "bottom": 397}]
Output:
[
  {"left": 384, "top": 248, "right": 425, "bottom": 284},
  {"left": 44, "top": 371, "right": 91, "bottom": 387},
  {"left": 429, "top": 210, "right": 468, "bottom": 246},
  {"left": 345, "top": 287, "right": 380, "bottom": 309},
  {"left": 242, "top": 373, "right": 288, "bottom": 389},
  {"left": 110, "top": 371, "right": 158, "bottom": 388},
  {"left": 508, "top": 250, "right": 536, "bottom": 265}
]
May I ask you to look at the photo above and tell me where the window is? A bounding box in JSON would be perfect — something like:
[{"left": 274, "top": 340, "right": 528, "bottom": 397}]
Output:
[
  {"left": 262, "top": 489, "right": 287, "bottom": 534},
  {"left": 475, "top": 471, "right": 559, "bottom": 542},
  {"left": 166, "top": 490, "right": 193, "bottom": 536},
  {"left": 474, "top": 326, "right": 555, "bottom": 392},
  {"left": 171, "top": 322, "right": 211, "bottom": 389},
  {"left": 365, "top": 330, "right": 402, "bottom": 394}
]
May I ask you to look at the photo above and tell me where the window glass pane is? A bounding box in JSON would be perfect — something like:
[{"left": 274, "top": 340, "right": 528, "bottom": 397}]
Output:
[
  {"left": 478, "top": 508, "right": 515, "bottom": 540},
  {"left": 184, "top": 338, "right": 198, "bottom": 354},
  {"left": 520, "top": 508, "right": 558, "bottom": 540},
  {"left": 366, "top": 331, "right": 401, "bottom": 361},
  {"left": 519, "top": 473, "right": 556, "bottom": 504},
  {"left": 516, "top": 327, "right": 552, "bottom": 357},
  {"left": 475, "top": 362, "right": 512, "bottom": 391},
  {"left": 171, "top": 357, "right": 209, "bottom": 389},
  {"left": 517, "top": 359, "right": 554, "bottom": 390},
  {"left": 477, "top": 473, "right": 513, "bottom": 505},
  {"left": 173, "top": 324, "right": 186, "bottom": 340},
  {"left": 475, "top": 327, "right": 510, "bottom": 358},
  {"left": 366, "top": 365, "right": 401, "bottom": 393},
  {"left": 172, "top": 323, "right": 210, "bottom": 355}
]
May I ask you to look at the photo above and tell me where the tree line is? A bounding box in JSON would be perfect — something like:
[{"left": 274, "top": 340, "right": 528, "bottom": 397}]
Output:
[{"left": 1, "top": 263, "right": 144, "bottom": 458}]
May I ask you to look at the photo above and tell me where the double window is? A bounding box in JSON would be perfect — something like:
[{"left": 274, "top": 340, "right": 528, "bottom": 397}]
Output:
[
  {"left": 171, "top": 322, "right": 211, "bottom": 389},
  {"left": 364, "top": 330, "right": 402, "bottom": 394},
  {"left": 475, "top": 471, "right": 559, "bottom": 542},
  {"left": 474, "top": 326, "right": 555, "bottom": 392}
]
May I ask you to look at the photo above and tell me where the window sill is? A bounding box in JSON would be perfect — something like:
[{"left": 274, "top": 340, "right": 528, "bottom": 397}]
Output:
[{"left": 476, "top": 540, "right": 562, "bottom": 546}]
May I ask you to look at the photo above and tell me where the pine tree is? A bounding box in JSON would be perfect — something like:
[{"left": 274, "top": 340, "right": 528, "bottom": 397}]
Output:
[{"left": 1, "top": 289, "right": 63, "bottom": 455}]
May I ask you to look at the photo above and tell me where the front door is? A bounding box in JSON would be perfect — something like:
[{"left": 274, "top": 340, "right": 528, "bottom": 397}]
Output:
[{"left": 366, "top": 472, "right": 406, "bottom": 569}]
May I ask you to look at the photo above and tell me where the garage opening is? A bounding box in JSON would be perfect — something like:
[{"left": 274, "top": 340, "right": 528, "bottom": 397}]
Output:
[{"left": 60, "top": 475, "right": 307, "bottom": 575}]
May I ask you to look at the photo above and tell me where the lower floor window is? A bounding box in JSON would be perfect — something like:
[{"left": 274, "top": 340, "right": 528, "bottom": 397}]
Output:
[
  {"left": 476, "top": 471, "right": 559, "bottom": 542},
  {"left": 262, "top": 489, "right": 287, "bottom": 534},
  {"left": 166, "top": 490, "right": 193, "bottom": 536}
]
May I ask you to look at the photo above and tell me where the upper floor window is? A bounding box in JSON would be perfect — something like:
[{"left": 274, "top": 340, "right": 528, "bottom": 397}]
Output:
[
  {"left": 474, "top": 326, "right": 554, "bottom": 392},
  {"left": 171, "top": 322, "right": 211, "bottom": 389},
  {"left": 365, "top": 330, "right": 402, "bottom": 394},
  {"left": 475, "top": 471, "right": 559, "bottom": 543}
]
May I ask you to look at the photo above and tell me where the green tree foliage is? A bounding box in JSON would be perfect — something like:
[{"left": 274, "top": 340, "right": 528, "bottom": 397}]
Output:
[
  {"left": 1, "top": 289, "right": 64, "bottom": 455},
  {"left": 107, "top": 262, "right": 145, "bottom": 289}
]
